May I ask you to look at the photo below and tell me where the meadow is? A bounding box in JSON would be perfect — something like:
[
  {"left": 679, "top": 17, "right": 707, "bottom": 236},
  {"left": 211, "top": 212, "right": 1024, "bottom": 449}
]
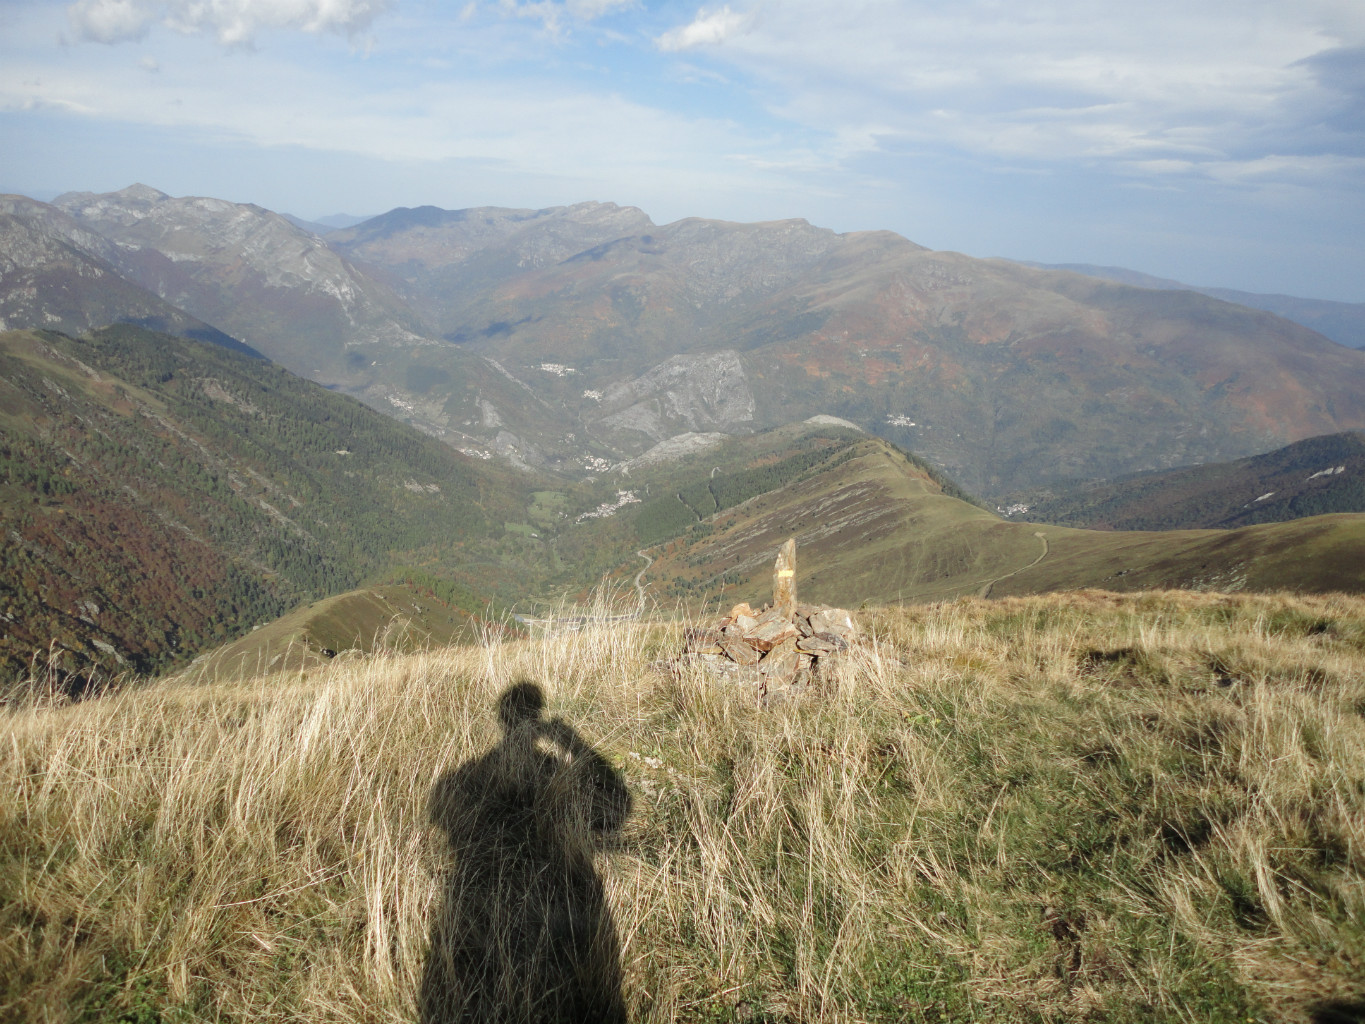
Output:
[{"left": 3, "top": 589, "right": 1363, "bottom": 1023}]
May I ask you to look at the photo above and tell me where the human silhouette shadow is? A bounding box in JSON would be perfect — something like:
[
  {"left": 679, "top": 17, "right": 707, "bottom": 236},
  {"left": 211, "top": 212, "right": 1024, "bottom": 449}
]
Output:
[{"left": 421, "top": 681, "right": 631, "bottom": 1024}]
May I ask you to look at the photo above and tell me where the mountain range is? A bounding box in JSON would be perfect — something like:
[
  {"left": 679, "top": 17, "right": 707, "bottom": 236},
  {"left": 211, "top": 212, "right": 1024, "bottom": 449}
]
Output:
[{"left": 5, "top": 184, "right": 1365, "bottom": 499}]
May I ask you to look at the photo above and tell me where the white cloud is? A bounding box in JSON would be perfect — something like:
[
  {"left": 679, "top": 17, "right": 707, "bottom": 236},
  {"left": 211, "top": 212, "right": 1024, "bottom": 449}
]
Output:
[
  {"left": 68, "top": 0, "right": 396, "bottom": 46},
  {"left": 0, "top": 49, "right": 785, "bottom": 205},
  {"left": 656, "top": 5, "right": 747, "bottom": 52},
  {"left": 68, "top": 0, "right": 154, "bottom": 43}
]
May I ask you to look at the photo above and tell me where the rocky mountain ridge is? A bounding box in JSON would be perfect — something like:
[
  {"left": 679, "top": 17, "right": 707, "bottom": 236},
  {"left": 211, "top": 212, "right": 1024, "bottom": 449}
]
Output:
[
  {"left": 50, "top": 185, "right": 431, "bottom": 377},
  {"left": 8, "top": 185, "right": 1365, "bottom": 498},
  {"left": 0, "top": 195, "right": 249, "bottom": 352}
]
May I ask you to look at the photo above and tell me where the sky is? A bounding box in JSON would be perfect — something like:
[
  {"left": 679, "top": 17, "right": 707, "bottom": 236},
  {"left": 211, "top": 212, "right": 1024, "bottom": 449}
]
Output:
[{"left": 1, "top": 0, "right": 1362, "bottom": 301}]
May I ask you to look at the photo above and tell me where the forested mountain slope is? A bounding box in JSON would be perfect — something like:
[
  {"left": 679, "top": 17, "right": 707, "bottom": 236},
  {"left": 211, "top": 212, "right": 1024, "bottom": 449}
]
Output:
[{"left": 0, "top": 325, "right": 526, "bottom": 687}]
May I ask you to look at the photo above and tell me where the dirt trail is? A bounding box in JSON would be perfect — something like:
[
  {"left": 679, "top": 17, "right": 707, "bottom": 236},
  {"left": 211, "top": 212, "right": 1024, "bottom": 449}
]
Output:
[
  {"left": 634, "top": 548, "right": 653, "bottom": 614},
  {"left": 978, "top": 532, "right": 1049, "bottom": 599}
]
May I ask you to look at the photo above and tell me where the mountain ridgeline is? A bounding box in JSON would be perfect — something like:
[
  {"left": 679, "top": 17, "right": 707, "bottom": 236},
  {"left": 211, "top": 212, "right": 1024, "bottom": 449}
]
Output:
[{"left": 7, "top": 186, "right": 1365, "bottom": 685}]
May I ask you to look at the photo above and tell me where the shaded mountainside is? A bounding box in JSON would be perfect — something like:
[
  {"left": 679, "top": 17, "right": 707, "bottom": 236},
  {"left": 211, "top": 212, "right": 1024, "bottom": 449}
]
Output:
[
  {"left": 0, "top": 195, "right": 252, "bottom": 354},
  {"left": 0, "top": 325, "right": 530, "bottom": 688},
  {"left": 8, "top": 188, "right": 1365, "bottom": 500},
  {"left": 1017, "top": 431, "right": 1365, "bottom": 531}
]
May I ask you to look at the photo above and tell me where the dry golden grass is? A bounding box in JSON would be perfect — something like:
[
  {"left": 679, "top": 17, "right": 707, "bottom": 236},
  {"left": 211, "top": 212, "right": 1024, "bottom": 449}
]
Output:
[{"left": 3, "top": 589, "right": 1364, "bottom": 1023}]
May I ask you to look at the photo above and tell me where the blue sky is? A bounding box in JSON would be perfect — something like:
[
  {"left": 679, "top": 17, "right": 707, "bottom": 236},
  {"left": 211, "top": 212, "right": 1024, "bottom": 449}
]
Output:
[{"left": 2, "top": 0, "right": 1362, "bottom": 301}]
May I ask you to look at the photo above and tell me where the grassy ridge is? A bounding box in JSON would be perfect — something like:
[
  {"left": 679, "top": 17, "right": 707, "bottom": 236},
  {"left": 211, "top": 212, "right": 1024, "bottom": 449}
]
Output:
[
  {"left": 3, "top": 590, "right": 1362, "bottom": 1022},
  {"left": 624, "top": 439, "right": 1365, "bottom": 610}
]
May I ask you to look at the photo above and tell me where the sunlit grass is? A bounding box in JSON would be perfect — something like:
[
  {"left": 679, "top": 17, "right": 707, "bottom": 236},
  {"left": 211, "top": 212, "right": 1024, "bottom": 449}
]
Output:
[{"left": 2, "top": 589, "right": 1363, "bottom": 1022}]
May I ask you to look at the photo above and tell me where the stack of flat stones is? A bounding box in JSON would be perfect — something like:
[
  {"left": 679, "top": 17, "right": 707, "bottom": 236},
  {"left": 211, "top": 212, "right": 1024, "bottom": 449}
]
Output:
[{"left": 671, "top": 538, "right": 857, "bottom": 697}]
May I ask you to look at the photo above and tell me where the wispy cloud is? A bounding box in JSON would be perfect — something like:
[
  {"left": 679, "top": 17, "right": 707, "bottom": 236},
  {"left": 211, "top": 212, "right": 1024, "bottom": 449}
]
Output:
[
  {"left": 656, "top": 0, "right": 1365, "bottom": 189},
  {"left": 494, "top": 0, "right": 636, "bottom": 34},
  {"left": 67, "top": 0, "right": 396, "bottom": 47}
]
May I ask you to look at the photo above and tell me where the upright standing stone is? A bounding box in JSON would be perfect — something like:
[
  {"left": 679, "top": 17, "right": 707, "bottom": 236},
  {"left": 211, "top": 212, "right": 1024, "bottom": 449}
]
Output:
[{"left": 772, "top": 537, "right": 797, "bottom": 619}]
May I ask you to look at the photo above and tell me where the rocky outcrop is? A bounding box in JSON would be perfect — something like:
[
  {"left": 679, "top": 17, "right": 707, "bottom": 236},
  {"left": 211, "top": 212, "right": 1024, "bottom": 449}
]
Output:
[
  {"left": 615, "top": 432, "right": 729, "bottom": 472},
  {"left": 597, "top": 350, "right": 755, "bottom": 443}
]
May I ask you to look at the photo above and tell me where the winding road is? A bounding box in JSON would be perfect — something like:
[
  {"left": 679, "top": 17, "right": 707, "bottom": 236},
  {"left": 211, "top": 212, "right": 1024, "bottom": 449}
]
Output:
[{"left": 633, "top": 548, "right": 653, "bottom": 616}]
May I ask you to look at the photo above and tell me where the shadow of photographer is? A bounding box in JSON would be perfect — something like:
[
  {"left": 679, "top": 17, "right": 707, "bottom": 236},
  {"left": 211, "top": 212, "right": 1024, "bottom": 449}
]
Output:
[{"left": 421, "top": 681, "right": 631, "bottom": 1024}]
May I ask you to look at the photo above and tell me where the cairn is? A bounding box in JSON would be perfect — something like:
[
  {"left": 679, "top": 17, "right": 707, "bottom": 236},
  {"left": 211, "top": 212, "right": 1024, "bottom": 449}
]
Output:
[{"left": 674, "top": 538, "right": 858, "bottom": 697}]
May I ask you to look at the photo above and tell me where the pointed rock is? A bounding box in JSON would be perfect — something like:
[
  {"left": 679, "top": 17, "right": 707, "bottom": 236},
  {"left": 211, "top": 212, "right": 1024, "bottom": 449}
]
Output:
[{"left": 773, "top": 537, "right": 797, "bottom": 619}]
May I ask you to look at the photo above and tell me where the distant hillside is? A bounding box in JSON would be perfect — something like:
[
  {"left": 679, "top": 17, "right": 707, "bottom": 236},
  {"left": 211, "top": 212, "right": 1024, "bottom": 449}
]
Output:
[
  {"left": 583, "top": 434, "right": 1365, "bottom": 609},
  {"left": 0, "top": 325, "right": 528, "bottom": 689},
  {"left": 1015, "top": 432, "right": 1365, "bottom": 531},
  {"left": 1025, "top": 261, "right": 1365, "bottom": 350},
  {"left": 183, "top": 580, "right": 512, "bottom": 682}
]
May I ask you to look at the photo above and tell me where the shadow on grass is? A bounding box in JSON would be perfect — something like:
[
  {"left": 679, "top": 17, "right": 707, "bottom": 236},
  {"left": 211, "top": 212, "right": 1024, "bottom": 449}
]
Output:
[
  {"left": 420, "top": 681, "right": 631, "bottom": 1024},
  {"left": 1312, "top": 1000, "right": 1365, "bottom": 1024}
]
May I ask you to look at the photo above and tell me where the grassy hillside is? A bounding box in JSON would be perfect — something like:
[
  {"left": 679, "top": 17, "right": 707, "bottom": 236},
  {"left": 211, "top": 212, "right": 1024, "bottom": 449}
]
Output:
[
  {"left": 0, "top": 325, "right": 531, "bottom": 687},
  {"left": 3, "top": 590, "right": 1362, "bottom": 1022},
  {"left": 182, "top": 579, "right": 520, "bottom": 682},
  {"left": 618, "top": 436, "right": 1365, "bottom": 610},
  {"left": 1017, "top": 431, "right": 1365, "bottom": 531}
]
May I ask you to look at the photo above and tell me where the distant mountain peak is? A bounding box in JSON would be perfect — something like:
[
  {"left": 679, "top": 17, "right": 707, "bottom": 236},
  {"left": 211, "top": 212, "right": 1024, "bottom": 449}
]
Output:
[{"left": 117, "top": 183, "right": 170, "bottom": 202}]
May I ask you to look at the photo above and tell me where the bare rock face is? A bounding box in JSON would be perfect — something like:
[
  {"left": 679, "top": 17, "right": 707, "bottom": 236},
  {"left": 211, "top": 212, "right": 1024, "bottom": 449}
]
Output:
[
  {"left": 808, "top": 608, "right": 857, "bottom": 641},
  {"left": 666, "top": 539, "right": 857, "bottom": 700},
  {"left": 747, "top": 612, "right": 799, "bottom": 652},
  {"left": 597, "top": 351, "right": 756, "bottom": 443}
]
